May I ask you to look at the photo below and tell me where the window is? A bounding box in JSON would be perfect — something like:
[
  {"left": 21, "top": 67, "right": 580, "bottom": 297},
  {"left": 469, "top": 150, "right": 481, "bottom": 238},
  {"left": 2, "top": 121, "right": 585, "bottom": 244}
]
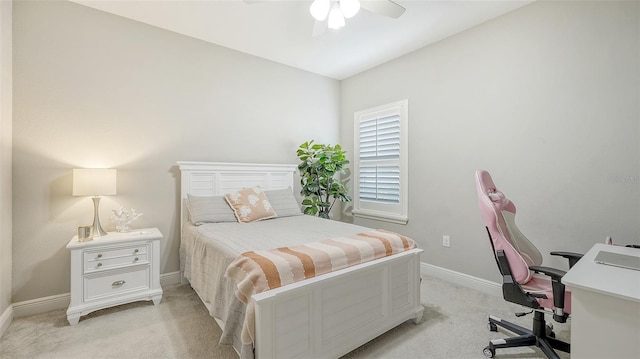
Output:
[{"left": 353, "top": 99, "right": 408, "bottom": 224}]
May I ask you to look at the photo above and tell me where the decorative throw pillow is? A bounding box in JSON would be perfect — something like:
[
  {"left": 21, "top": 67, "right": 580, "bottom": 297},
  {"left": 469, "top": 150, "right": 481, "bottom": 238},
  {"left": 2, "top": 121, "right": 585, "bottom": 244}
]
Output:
[
  {"left": 187, "top": 194, "right": 237, "bottom": 225},
  {"left": 225, "top": 187, "right": 277, "bottom": 223},
  {"left": 264, "top": 188, "right": 302, "bottom": 218}
]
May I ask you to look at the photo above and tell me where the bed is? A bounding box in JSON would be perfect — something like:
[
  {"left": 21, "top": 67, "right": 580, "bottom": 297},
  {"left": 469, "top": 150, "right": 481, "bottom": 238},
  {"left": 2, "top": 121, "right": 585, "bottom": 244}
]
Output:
[{"left": 178, "top": 161, "right": 424, "bottom": 359}]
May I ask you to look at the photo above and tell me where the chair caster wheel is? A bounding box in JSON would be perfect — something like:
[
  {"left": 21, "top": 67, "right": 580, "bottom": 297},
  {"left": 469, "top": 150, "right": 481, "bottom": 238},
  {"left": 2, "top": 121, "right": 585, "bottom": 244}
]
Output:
[
  {"left": 488, "top": 322, "right": 498, "bottom": 332},
  {"left": 483, "top": 346, "right": 495, "bottom": 358}
]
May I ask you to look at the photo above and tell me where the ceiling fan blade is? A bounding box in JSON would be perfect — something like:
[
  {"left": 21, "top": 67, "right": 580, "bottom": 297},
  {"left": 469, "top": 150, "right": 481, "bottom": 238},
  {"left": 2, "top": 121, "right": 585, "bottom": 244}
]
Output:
[
  {"left": 312, "top": 19, "right": 326, "bottom": 37},
  {"left": 360, "top": 0, "right": 406, "bottom": 18}
]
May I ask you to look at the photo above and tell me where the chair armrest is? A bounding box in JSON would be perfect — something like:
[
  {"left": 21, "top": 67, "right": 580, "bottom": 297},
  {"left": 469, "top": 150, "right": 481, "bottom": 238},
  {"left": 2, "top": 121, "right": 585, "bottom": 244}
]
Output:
[
  {"left": 550, "top": 251, "right": 583, "bottom": 268},
  {"left": 529, "top": 265, "right": 569, "bottom": 323}
]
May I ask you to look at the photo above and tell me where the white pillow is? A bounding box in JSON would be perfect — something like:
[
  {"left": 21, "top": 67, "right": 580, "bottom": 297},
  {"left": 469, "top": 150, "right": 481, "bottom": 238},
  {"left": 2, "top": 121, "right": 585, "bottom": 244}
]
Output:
[{"left": 187, "top": 194, "right": 237, "bottom": 225}]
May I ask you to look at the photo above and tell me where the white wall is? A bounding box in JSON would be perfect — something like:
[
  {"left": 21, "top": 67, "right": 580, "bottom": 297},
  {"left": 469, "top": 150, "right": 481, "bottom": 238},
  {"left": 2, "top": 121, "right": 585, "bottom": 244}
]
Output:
[
  {"left": 341, "top": 0, "right": 640, "bottom": 282},
  {"left": 12, "top": 0, "right": 340, "bottom": 302},
  {"left": 0, "top": 0, "right": 13, "bottom": 330}
]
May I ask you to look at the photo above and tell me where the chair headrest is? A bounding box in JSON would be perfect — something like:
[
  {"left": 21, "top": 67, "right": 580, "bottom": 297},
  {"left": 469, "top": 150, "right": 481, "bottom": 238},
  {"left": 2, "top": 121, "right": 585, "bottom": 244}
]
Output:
[
  {"left": 487, "top": 188, "right": 510, "bottom": 210},
  {"left": 476, "top": 170, "right": 510, "bottom": 210}
]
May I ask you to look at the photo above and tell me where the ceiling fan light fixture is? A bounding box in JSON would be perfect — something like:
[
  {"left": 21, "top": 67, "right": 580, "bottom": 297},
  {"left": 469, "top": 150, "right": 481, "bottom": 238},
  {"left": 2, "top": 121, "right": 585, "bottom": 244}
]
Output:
[
  {"left": 328, "top": 3, "right": 345, "bottom": 29},
  {"left": 310, "top": 0, "right": 331, "bottom": 21},
  {"left": 339, "top": 0, "right": 360, "bottom": 19}
]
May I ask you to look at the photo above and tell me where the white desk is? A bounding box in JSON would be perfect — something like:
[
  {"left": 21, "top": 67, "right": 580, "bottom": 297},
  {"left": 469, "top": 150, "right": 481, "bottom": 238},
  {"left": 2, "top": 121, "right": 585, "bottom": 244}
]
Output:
[{"left": 562, "top": 243, "right": 640, "bottom": 359}]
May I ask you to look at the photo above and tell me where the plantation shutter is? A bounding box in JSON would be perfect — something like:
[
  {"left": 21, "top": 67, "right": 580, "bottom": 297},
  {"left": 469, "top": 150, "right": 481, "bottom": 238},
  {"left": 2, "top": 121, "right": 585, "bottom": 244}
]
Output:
[{"left": 358, "top": 115, "right": 401, "bottom": 204}]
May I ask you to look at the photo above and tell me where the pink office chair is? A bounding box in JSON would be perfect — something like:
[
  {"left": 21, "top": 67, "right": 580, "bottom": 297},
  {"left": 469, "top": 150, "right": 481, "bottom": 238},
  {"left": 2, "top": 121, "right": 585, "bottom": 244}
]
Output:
[{"left": 475, "top": 170, "right": 582, "bottom": 359}]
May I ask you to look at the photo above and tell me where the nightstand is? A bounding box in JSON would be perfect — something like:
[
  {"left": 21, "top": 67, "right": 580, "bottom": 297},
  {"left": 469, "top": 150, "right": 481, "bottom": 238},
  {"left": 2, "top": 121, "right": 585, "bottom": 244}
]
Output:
[{"left": 66, "top": 228, "right": 163, "bottom": 325}]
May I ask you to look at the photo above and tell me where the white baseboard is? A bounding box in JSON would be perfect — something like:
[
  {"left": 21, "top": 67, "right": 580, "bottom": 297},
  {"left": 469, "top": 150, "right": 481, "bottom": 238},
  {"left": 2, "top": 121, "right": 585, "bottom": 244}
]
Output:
[
  {"left": 12, "top": 292, "right": 69, "bottom": 319},
  {"left": 421, "top": 262, "right": 502, "bottom": 298},
  {"left": 12, "top": 271, "right": 182, "bottom": 319},
  {"left": 0, "top": 304, "right": 13, "bottom": 338}
]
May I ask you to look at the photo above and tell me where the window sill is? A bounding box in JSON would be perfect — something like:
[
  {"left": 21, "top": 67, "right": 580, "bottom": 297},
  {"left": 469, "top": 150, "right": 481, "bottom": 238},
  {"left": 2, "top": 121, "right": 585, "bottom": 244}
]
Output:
[{"left": 351, "top": 209, "right": 408, "bottom": 225}]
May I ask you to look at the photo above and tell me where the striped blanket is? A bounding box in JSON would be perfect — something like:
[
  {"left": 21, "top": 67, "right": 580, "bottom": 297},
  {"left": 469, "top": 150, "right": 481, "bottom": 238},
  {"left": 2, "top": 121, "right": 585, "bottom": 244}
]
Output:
[{"left": 225, "top": 229, "right": 417, "bottom": 345}]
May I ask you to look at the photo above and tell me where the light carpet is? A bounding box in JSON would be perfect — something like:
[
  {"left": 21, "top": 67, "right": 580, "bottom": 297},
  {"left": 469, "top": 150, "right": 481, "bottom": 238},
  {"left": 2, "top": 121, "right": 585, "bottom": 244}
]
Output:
[{"left": 0, "top": 276, "right": 570, "bottom": 359}]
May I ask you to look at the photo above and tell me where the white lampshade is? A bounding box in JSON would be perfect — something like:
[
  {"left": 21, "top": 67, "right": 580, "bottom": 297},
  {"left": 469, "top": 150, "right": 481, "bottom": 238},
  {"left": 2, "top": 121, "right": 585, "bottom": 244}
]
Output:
[
  {"left": 73, "top": 169, "right": 117, "bottom": 196},
  {"left": 328, "top": 4, "right": 345, "bottom": 29},
  {"left": 310, "top": 0, "right": 331, "bottom": 21},
  {"left": 339, "top": 0, "right": 360, "bottom": 19}
]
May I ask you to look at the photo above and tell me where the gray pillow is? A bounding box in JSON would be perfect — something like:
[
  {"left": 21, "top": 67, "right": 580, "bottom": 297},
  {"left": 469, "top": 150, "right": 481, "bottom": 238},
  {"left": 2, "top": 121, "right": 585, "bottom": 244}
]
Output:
[
  {"left": 187, "top": 194, "right": 237, "bottom": 225},
  {"left": 264, "top": 188, "right": 303, "bottom": 218}
]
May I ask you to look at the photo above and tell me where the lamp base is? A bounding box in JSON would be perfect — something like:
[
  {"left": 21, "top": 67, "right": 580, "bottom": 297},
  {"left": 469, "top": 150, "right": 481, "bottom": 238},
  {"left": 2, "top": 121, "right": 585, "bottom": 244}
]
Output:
[{"left": 91, "top": 196, "right": 108, "bottom": 237}]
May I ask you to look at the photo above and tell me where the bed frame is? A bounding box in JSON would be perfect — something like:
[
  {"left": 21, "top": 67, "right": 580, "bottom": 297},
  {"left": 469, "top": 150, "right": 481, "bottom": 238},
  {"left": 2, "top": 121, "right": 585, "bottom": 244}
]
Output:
[{"left": 178, "top": 161, "right": 424, "bottom": 359}]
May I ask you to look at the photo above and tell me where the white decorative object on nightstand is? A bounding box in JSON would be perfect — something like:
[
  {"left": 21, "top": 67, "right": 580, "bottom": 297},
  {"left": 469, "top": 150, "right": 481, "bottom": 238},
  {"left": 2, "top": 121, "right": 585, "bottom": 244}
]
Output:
[{"left": 66, "top": 228, "right": 163, "bottom": 325}]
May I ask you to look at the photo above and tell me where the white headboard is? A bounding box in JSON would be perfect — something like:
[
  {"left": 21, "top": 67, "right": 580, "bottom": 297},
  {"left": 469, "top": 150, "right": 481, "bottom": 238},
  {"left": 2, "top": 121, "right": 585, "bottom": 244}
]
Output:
[{"left": 177, "top": 161, "right": 298, "bottom": 227}]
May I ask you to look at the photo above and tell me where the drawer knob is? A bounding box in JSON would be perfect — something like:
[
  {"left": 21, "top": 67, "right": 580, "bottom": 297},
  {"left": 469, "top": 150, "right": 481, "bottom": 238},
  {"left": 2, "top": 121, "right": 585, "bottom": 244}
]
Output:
[
  {"left": 97, "top": 263, "right": 102, "bottom": 267},
  {"left": 97, "top": 254, "right": 102, "bottom": 259},
  {"left": 112, "top": 280, "right": 126, "bottom": 287},
  {"left": 134, "top": 257, "right": 139, "bottom": 262},
  {"left": 134, "top": 249, "right": 139, "bottom": 254}
]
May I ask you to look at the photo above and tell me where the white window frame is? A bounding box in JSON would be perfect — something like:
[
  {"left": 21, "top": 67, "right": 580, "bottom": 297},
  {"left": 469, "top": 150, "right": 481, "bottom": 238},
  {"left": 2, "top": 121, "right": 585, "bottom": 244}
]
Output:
[{"left": 352, "top": 99, "right": 408, "bottom": 224}]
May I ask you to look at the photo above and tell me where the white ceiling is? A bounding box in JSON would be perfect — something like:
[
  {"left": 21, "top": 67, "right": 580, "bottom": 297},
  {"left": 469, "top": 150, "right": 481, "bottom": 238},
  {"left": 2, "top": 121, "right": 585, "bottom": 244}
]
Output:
[{"left": 71, "top": 0, "right": 533, "bottom": 80}]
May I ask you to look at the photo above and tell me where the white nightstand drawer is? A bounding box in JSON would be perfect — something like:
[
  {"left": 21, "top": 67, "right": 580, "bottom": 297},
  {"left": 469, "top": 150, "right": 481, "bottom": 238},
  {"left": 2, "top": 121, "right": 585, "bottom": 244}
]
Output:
[
  {"left": 84, "top": 266, "right": 150, "bottom": 302},
  {"left": 84, "top": 244, "right": 149, "bottom": 273}
]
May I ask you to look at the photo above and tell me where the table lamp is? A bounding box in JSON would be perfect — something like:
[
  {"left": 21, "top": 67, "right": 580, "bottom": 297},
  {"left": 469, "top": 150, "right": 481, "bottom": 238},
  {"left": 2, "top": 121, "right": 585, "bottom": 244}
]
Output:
[{"left": 73, "top": 168, "right": 117, "bottom": 237}]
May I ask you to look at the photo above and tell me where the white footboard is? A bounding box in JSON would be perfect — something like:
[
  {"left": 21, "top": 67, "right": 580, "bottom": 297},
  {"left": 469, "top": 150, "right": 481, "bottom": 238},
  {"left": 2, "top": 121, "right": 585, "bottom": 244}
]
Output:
[{"left": 253, "top": 248, "right": 423, "bottom": 359}]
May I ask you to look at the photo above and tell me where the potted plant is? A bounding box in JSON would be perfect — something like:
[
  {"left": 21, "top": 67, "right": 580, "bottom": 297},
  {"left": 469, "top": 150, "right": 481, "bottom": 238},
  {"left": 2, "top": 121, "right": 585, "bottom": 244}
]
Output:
[{"left": 297, "top": 140, "right": 352, "bottom": 219}]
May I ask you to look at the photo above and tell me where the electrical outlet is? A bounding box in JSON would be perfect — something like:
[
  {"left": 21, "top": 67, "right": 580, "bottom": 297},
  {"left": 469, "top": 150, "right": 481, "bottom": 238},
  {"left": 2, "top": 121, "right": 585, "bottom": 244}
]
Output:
[{"left": 443, "top": 235, "right": 450, "bottom": 248}]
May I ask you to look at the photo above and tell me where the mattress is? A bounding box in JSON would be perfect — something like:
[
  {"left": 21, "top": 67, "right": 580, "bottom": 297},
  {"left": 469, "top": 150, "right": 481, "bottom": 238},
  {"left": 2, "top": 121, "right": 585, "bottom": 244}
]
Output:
[{"left": 180, "top": 215, "right": 370, "bottom": 358}]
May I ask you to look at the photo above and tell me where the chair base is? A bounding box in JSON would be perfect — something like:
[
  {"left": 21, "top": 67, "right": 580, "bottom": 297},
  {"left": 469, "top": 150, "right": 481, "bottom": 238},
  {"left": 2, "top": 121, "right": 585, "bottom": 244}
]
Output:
[{"left": 483, "top": 312, "right": 570, "bottom": 359}]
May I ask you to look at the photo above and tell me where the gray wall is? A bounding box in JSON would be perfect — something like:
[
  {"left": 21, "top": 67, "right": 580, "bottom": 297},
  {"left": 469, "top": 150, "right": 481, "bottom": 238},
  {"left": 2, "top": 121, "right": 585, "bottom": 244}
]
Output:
[
  {"left": 10, "top": 0, "right": 640, "bottom": 304},
  {"left": 1, "top": 0, "right": 13, "bottom": 318},
  {"left": 12, "top": 1, "right": 340, "bottom": 302},
  {"left": 341, "top": 0, "right": 640, "bottom": 282}
]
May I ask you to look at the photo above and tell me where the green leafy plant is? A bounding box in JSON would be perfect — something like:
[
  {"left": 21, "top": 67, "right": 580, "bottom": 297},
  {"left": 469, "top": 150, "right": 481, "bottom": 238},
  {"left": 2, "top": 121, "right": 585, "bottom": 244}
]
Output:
[{"left": 297, "top": 140, "right": 352, "bottom": 219}]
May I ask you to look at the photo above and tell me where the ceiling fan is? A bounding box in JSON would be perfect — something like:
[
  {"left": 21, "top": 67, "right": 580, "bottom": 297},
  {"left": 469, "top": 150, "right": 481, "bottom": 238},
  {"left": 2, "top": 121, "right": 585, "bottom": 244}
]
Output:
[
  {"left": 245, "top": 0, "right": 405, "bottom": 36},
  {"left": 310, "top": 0, "right": 405, "bottom": 30}
]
